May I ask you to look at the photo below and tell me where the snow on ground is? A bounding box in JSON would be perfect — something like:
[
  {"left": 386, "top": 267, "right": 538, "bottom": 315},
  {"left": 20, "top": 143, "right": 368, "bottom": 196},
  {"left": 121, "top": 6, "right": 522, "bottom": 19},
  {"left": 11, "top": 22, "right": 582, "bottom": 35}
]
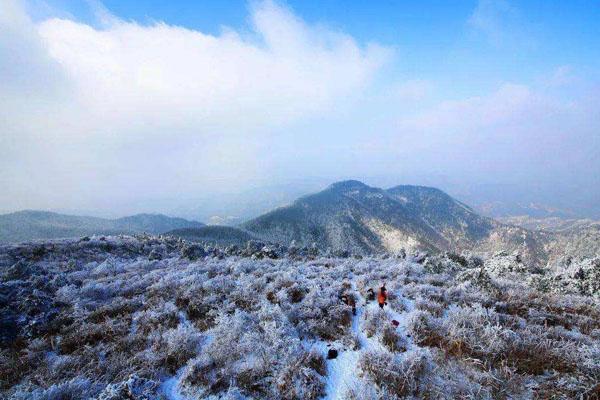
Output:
[
  {"left": 161, "top": 367, "right": 189, "bottom": 400},
  {"left": 3, "top": 235, "right": 600, "bottom": 399},
  {"left": 319, "top": 284, "right": 413, "bottom": 400}
]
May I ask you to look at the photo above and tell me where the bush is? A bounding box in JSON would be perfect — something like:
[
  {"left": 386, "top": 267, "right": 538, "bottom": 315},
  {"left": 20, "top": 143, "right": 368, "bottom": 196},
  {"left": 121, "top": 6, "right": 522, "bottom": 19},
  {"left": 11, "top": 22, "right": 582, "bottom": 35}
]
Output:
[
  {"left": 362, "top": 307, "right": 388, "bottom": 338},
  {"left": 276, "top": 350, "right": 326, "bottom": 400},
  {"left": 380, "top": 325, "right": 407, "bottom": 353},
  {"left": 358, "top": 349, "right": 429, "bottom": 397}
]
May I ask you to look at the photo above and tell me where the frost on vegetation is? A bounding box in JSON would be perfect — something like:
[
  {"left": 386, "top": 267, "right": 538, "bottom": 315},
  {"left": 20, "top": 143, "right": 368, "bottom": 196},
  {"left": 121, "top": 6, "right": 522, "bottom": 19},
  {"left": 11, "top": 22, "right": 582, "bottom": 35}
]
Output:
[
  {"left": 358, "top": 348, "right": 431, "bottom": 398},
  {"left": 538, "top": 257, "right": 600, "bottom": 297},
  {"left": 1, "top": 235, "right": 599, "bottom": 399}
]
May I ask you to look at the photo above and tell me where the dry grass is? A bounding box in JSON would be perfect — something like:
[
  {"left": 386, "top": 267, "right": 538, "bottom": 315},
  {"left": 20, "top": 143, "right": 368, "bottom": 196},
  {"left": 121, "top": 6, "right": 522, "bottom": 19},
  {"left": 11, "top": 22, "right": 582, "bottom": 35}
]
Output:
[
  {"left": 3, "top": 236, "right": 600, "bottom": 399},
  {"left": 358, "top": 349, "right": 429, "bottom": 397},
  {"left": 276, "top": 350, "right": 326, "bottom": 400}
]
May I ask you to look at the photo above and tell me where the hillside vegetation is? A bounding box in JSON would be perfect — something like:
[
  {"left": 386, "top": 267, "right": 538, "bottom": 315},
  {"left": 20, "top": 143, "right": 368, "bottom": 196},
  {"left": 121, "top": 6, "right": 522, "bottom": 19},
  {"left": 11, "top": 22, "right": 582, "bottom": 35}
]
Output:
[{"left": 1, "top": 235, "right": 599, "bottom": 399}]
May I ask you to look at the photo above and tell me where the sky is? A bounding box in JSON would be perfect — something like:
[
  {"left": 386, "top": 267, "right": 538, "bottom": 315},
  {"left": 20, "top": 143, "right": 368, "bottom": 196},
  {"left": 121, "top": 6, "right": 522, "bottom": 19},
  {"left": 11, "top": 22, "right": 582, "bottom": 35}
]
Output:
[{"left": 1, "top": 0, "right": 599, "bottom": 218}]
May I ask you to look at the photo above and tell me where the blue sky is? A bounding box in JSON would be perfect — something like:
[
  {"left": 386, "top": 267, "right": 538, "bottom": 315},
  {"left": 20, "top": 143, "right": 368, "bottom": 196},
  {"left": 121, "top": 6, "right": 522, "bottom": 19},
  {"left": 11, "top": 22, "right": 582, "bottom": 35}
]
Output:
[
  {"left": 1, "top": 0, "right": 599, "bottom": 216},
  {"left": 31, "top": 0, "right": 600, "bottom": 89}
]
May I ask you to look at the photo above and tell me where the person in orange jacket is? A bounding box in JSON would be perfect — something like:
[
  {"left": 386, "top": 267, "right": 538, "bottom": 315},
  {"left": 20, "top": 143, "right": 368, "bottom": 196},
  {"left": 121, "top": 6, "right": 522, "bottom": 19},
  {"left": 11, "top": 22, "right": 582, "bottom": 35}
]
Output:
[{"left": 378, "top": 284, "right": 387, "bottom": 309}]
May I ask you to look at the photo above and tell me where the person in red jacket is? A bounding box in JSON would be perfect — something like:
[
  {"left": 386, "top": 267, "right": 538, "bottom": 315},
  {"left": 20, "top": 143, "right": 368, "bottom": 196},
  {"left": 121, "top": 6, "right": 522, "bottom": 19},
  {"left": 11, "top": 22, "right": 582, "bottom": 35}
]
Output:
[{"left": 377, "top": 284, "right": 387, "bottom": 309}]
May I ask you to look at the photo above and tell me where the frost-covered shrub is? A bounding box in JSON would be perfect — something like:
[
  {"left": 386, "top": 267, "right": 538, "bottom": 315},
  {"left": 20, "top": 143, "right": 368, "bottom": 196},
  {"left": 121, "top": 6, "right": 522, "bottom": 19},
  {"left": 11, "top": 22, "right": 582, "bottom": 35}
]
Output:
[
  {"left": 180, "top": 308, "right": 302, "bottom": 398},
  {"left": 415, "top": 297, "right": 446, "bottom": 317},
  {"left": 2, "top": 235, "right": 600, "bottom": 399},
  {"left": 380, "top": 325, "right": 407, "bottom": 353},
  {"left": 275, "top": 350, "right": 326, "bottom": 400},
  {"left": 423, "top": 253, "right": 464, "bottom": 273},
  {"left": 456, "top": 267, "right": 501, "bottom": 295},
  {"left": 483, "top": 251, "right": 530, "bottom": 276},
  {"left": 439, "top": 304, "right": 511, "bottom": 360},
  {"left": 545, "top": 257, "right": 600, "bottom": 297},
  {"left": 405, "top": 310, "right": 439, "bottom": 346},
  {"left": 180, "top": 311, "right": 271, "bottom": 396},
  {"left": 291, "top": 285, "right": 352, "bottom": 341},
  {"left": 87, "top": 297, "right": 143, "bottom": 323},
  {"left": 95, "top": 375, "right": 159, "bottom": 400},
  {"left": 132, "top": 301, "right": 179, "bottom": 335},
  {"left": 362, "top": 307, "right": 388, "bottom": 338},
  {"left": 358, "top": 349, "right": 430, "bottom": 396},
  {"left": 10, "top": 377, "right": 100, "bottom": 400},
  {"left": 58, "top": 319, "right": 129, "bottom": 354},
  {"left": 180, "top": 243, "right": 207, "bottom": 260},
  {"left": 149, "top": 324, "right": 203, "bottom": 373},
  {"left": 345, "top": 380, "right": 391, "bottom": 400}
]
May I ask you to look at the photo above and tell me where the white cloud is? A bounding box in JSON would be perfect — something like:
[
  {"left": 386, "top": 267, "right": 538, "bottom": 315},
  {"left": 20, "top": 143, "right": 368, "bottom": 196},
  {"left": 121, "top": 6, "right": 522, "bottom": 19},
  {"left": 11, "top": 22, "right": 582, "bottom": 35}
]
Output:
[
  {"left": 0, "top": 0, "right": 389, "bottom": 211},
  {"left": 468, "top": 0, "right": 514, "bottom": 44},
  {"left": 35, "top": 1, "right": 388, "bottom": 136},
  {"left": 467, "top": 0, "right": 535, "bottom": 48},
  {"left": 393, "top": 79, "right": 434, "bottom": 101},
  {"left": 404, "top": 83, "right": 537, "bottom": 131},
  {"left": 0, "top": 0, "right": 598, "bottom": 217}
]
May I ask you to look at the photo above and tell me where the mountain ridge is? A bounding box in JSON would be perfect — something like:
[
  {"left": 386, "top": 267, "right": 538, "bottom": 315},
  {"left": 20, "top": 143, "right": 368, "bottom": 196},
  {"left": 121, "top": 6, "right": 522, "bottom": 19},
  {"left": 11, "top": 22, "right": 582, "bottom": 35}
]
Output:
[
  {"left": 0, "top": 210, "right": 204, "bottom": 243},
  {"left": 242, "top": 180, "right": 514, "bottom": 256}
]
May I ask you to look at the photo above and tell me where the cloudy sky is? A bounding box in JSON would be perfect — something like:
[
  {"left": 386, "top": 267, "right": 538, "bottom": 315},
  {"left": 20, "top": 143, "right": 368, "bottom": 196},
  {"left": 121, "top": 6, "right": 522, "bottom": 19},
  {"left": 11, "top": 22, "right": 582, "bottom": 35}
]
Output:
[{"left": 1, "top": 0, "right": 599, "bottom": 217}]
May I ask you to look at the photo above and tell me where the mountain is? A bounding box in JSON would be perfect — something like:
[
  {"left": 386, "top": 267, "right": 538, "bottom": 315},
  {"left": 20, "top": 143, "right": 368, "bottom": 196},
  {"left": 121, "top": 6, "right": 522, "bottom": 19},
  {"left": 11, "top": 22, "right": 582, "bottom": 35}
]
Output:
[
  {"left": 497, "top": 216, "right": 599, "bottom": 232},
  {"left": 386, "top": 185, "right": 497, "bottom": 246},
  {"left": 166, "top": 226, "right": 257, "bottom": 246},
  {"left": 0, "top": 210, "right": 204, "bottom": 243},
  {"left": 242, "top": 180, "right": 535, "bottom": 257},
  {"left": 544, "top": 222, "right": 600, "bottom": 265}
]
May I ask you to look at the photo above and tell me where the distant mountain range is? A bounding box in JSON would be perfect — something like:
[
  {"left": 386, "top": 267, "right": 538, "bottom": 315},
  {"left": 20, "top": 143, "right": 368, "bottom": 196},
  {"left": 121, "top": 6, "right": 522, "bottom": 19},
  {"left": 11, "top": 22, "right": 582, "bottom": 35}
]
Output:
[
  {"left": 0, "top": 211, "right": 204, "bottom": 243},
  {"left": 497, "top": 216, "right": 599, "bottom": 232},
  {"left": 167, "top": 226, "right": 257, "bottom": 246},
  {"left": 3, "top": 182, "right": 598, "bottom": 266},
  {"left": 240, "top": 180, "right": 549, "bottom": 262}
]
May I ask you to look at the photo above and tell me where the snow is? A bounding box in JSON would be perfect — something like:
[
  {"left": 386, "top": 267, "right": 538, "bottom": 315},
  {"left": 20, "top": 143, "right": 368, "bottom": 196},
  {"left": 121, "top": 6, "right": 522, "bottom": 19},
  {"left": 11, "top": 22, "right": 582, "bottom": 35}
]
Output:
[
  {"left": 363, "top": 218, "right": 421, "bottom": 253},
  {"left": 3, "top": 235, "right": 599, "bottom": 399},
  {"left": 320, "top": 305, "right": 363, "bottom": 400},
  {"left": 319, "top": 284, "right": 413, "bottom": 400},
  {"left": 160, "top": 368, "right": 189, "bottom": 400}
]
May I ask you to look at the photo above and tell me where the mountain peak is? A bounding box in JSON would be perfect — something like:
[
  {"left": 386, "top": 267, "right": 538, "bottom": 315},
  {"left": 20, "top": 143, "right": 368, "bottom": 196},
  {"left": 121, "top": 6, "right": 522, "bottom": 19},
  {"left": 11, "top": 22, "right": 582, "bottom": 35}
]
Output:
[
  {"left": 327, "top": 180, "right": 370, "bottom": 191},
  {"left": 387, "top": 184, "right": 447, "bottom": 196},
  {"left": 242, "top": 180, "right": 509, "bottom": 256}
]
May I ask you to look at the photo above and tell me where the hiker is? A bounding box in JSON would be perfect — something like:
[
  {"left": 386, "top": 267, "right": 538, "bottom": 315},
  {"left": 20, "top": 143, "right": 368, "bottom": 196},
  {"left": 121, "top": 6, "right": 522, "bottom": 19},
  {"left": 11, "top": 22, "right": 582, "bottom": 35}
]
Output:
[
  {"left": 347, "top": 294, "right": 356, "bottom": 315},
  {"left": 366, "top": 288, "right": 375, "bottom": 302},
  {"left": 341, "top": 293, "right": 357, "bottom": 315},
  {"left": 378, "top": 284, "right": 387, "bottom": 309}
]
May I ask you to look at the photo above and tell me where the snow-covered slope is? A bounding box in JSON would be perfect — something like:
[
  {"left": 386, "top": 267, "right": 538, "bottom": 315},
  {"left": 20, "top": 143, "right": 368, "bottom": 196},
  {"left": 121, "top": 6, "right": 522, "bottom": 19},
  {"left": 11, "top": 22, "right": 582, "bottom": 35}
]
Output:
[
  {"left": 1, "top": 236, "right": 598, "bottom": 399},
  {"left": 242, "top": 180, "right": 550, "bottom": 263},
  {"left": 242, "top": 180, "right": 445, "bottom": 254}
]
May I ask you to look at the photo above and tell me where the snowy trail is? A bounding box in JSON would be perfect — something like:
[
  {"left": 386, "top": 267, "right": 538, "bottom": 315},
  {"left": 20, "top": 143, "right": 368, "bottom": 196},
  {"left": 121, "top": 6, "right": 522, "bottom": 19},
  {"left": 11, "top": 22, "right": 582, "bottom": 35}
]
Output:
[
  {"left": 320, "top": 284, "right": 411, "bottom": 400},
  {"left": 320, "top": 304, "right": 365, "bottom": 400},
  {"left": 160, "top": 367, "right": 189, "bottom": 400},
  {"left": 160, "top": 285, "right": 413, "bottom": 400},
  {"left": 160, "top": 331, "right": 213, "bottom": 400}
]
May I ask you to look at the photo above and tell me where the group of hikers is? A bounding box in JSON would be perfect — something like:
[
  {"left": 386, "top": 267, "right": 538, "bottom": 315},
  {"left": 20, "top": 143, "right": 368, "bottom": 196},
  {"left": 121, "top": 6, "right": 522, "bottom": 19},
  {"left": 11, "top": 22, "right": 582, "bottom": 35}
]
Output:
[{"left": 340, "top": 283, "right": 387, "bottom": 315}]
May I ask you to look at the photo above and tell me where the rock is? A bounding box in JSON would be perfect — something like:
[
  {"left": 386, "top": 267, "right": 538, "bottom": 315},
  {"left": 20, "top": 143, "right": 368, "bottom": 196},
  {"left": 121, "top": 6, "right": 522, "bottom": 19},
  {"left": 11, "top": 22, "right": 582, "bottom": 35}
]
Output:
[{"left": 327, "top": 349, "right": 338, "bottom": 359}]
